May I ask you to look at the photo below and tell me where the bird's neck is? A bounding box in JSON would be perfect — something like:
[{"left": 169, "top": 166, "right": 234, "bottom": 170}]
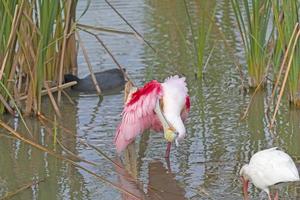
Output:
[{"left": 154, "top": 100, "right": 172, "bottom": 130}]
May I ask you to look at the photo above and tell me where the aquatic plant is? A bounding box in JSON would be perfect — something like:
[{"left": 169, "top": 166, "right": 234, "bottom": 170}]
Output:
[
  {"left": 231, "top": 0, "right": 272, "bottom": 88},
  {"left": 0, "top": 0, "right": 78, "bottom": 115},
  {"left": 183, "top": 0, "right": 215, "bottom": 79},
  {"left": 196, "top": 1, "right": 215, "bottom": 79},
  {"left": 272, "top": 1, "right": 300, "bottom": 106},
  {"left": 270, "top": 23, "right": 300, "bottom": 127}
]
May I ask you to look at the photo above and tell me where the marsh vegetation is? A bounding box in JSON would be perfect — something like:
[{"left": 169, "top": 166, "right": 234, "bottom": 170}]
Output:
[{"left": 1, "top": 0, "right": 300, "bottom": 199}]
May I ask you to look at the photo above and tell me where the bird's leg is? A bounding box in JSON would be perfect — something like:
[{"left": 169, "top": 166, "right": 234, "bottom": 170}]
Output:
[
  {"left": 165, "top": 156, "right": 171, "bottom": 172},
  {"left": 273, "top": 190, "right": 279, "bottom": 200},
  {"left": 165, "top": 142, "right": 171, "bottom": 158},
  {"left": 268, "top": 193, "right": 272, "bottom": 200}
]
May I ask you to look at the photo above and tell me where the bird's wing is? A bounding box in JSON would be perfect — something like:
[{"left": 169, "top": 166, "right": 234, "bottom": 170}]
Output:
[
  {"left": 249, "top": 148, "right": 300, "bottom": 186},
  {"left": 114, "top": 80, "right": 163, "bottom": 153}
]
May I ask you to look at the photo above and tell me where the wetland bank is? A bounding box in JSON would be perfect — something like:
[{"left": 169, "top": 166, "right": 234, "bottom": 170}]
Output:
[{"left": 1, "top": 0, "right": 300, "bottom": 199}]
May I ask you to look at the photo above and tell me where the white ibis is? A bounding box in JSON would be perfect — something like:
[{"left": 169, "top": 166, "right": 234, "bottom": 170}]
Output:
[
  {"left": 114, "top": 75, "right": 190, "bottom": 158},
  {"left": 240, "top": 147, "right": 300, "bottom": 200}
]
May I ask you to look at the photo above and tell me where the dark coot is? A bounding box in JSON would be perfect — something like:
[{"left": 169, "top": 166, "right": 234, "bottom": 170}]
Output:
[{"left": 64, "top": 68, "right": 126, "bottom": 93}]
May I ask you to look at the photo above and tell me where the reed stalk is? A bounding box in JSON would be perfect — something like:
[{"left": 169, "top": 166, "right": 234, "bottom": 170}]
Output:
[
  {"left": 0, "top": 1, "right": 21, "bottom": 114},
  {"left": 76, "top": 30, "right": 102, "bottom": 95},
  {"left": 196, "top": 1, "right": 215, "bottom": 79},
  {"left": 0, "top": 178, "right": 45, "bottom": 200},
  {"left": 0, "top": 0, "right": 78, "bottom": 115},
  {"left": 270, "top": 24, "right": 300, "bottom": 127},
  {"left": 183, "top": 0, "right": 199, "bottom": 70},
  {"left": 182, "top": 0, "right": 215, "bottom": 79},
  {"left": 231, "top": 0, "right": 272, "bottom": 88},
  {"left": 271, "top": 1, "right": 300, "bottom": 106}
]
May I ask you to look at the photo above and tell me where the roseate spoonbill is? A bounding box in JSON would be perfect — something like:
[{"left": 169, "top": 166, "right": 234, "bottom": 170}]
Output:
[
  {"left": 240, "top": 147, "right": 300, "bottom": 200},
  {"left": 114, "top": 75, "right": 190, "bottom": 158}
]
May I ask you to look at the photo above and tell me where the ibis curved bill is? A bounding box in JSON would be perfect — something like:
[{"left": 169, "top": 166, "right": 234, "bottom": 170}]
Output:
[{"left": 240, "top": 147, "right": 300, "bottom": 200}]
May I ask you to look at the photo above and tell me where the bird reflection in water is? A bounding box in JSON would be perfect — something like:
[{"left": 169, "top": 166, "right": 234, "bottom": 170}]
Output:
[
  {"left": 147, "top": 161, "right": 186, "bottom": 200},
  {"left": 115, "top": 158, "right": 186, "bottom": 200}
]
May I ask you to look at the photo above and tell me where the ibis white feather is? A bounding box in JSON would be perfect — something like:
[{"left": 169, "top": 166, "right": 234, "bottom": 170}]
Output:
[{"left": 240, "top": 147, "right": 299, "bottom": 199}]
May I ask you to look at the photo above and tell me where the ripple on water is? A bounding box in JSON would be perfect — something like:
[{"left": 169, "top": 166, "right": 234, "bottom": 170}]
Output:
[{"left": 1, "top": 0, "right": 300, "bottom": 199}]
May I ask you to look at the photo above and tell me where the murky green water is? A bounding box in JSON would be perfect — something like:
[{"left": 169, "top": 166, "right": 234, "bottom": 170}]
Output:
[{"left": 1, "top": 0, "right": 300, "bottom": 199}]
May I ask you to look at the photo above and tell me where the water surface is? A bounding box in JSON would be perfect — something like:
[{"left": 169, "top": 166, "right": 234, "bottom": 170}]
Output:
[{"left": 1, "top": 0, "right": 300, "bottom": 199}]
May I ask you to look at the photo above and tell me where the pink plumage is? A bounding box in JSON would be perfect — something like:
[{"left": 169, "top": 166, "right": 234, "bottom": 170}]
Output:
[{"left": 114, "top": 75, "right": 190, "bottom": 153}]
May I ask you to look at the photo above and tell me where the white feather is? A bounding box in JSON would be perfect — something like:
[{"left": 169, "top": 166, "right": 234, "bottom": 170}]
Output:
[
  {"left": 162, "top": 76, "right": 188, "bottom": 140},
  {"left": 240, "top": 147, "right": 300, "bottom": 194}
]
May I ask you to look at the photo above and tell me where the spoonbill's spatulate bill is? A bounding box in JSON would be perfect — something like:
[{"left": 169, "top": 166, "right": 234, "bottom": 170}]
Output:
[
  {"left": 240, "top": 147, "right": 300, "bottom": 200},
  {"left": 114, "top": 75, "right": 190, "bottom": 158}
]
